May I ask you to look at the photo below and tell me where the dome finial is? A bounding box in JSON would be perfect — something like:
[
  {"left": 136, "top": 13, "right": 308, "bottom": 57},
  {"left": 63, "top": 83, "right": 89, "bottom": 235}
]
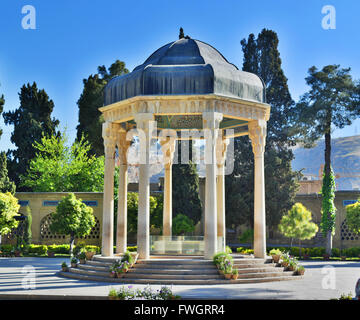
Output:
[{"left": 179, "top": 27, "right": 185, "bottom": 39}]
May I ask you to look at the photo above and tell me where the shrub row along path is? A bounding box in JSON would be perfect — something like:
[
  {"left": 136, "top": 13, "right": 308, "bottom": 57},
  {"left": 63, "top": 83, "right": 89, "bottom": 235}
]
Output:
[{"left": 0, "top": 257, "right": 359, "bottom": 300}]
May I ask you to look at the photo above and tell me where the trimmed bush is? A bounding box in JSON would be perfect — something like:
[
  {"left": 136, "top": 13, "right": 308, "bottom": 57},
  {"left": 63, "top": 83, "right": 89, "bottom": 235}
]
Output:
[
  {"left": 48, "top": 244, "right": 70, "bottom": 254},
  {"left": 0, "top": 244, "right": 14, "bottom": 253},
  {"left": 28, "top": 245, "right": 48, "bottom": 255}
]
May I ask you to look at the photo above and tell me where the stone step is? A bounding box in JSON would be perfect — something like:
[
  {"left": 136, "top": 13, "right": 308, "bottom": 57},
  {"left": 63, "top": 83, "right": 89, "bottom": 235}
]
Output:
[
  {"left": 77, "top": 264, "right": 218, "bottom": 275},
  {"left": 133, "top": 263, "right": 215, "bottom": 270},
  {"left": 69, "top": 267, "right": 110, "bottom": 278},
  {"left": 137, "top": 259, "right": 211, "bottom": 265},
  {"left": 77, "top": 264, "right": 110, "bottom": 272},
  {"left": 85, "top": 260, "right": 115, "bottom": 267},
  {"left": 236, "top": 267, "right": 284, "bottom": 274},
  {"left": 232, "top": 258, "right": 272, "bottom": 265},
  {"left": 59, "top": 271, "right": 302, "bottom": 285},
  {"left": 235, "top": 271, "right": 295, "bottom": 279},
  {"left": 92, "top": 256, "right": 124, "bottom": 264},
  {"left": 127, "top": 268, "right": 218, "bottom": 275},
  {"left": 123, "top": 273, "right": 223, "bottom": 280},
  {"left": 234, "top": 263, "right": 277, "bottom": 269}
]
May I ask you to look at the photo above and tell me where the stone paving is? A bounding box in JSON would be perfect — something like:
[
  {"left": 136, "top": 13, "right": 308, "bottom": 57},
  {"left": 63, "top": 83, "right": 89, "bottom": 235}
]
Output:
[{"left": 0, "top": 257, "right": 359, "bottom": 300}]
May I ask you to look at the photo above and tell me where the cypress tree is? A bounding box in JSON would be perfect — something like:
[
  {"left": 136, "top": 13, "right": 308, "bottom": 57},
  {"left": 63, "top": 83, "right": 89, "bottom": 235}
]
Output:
[
  {"left": 226, "top": 29, "right": 300, "bottom": 231},
  {"left": 172, "top": 140, "right": 202, "bottom": 225},
  {"left": 76, "top": 60, "right": 129, "bottom": 156},
  {"left": 0, "top": 92, "right": 15, "bottom": 194}
]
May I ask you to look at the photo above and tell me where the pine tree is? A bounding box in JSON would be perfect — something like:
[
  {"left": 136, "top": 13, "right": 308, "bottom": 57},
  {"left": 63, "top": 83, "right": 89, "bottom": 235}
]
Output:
[
  {"left": 3, "top": 82, "right": 59, "bottom": 190},
  {"left": 226, "top": 29, "right": 300, "bottom": 231},
  {"left": 295, "top": 64, "right": 360, "bottom": 254},
  {"left": 76, "top": 60, "right": 129, "bottom": 156}
]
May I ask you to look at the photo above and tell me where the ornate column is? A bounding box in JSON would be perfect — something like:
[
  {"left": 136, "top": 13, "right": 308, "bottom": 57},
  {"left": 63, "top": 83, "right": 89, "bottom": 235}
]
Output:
[
  {"left": 134, "top": 113, "right": 154, "bottom": 260},
  {"left": 159, "top": 136, "right": 176, "bottom": 237},
  {"left": 248, "top": 119, "right": 267, "bottom": 259},
  {"left": 116, "top": 129, "right": 131, "bottom": 254},
  {"left": 101, "top": 122, "right": 118, "bottom": 257},
  {"left": 203, "top": 111, "right": 223, "bottom": 260},
  {"left": 216, "top": 134, "right": 229, "bottom": 252}
]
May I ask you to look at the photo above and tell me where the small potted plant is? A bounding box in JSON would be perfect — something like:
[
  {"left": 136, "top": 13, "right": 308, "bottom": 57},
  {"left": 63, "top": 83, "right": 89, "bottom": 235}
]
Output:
[
  {"left": 121, "top": 261, "right": 130, "bottom": 273},
  {"left": 281, "top": 253, "right": 290, "bottom": 268},
  {"left": 288, "top": 258, "right": 297, "bottom": 272},
  {"left": 269, "top": 249, "right": 282, "bottom": 263},
  {"left": 78, "top": 251, "right": 86, "bottom": 264},
  {"left": 231, "top": 269, "right": 239, "bottom": 280},
  {"left": 61, "top": 262, "right": 68, "bottom": 272},
  {"left": 303, "top": 253, "right": 310, "bottom": 260},
  {"left": 85, "top": 249, "right": 96, "bottom": 261},
  {"left": 340, "top": 255, "right": 347, "bottom": 261},
  {"left": 108, "top": 265, "right": 116, "bottom": 278},
  {"left": 295, "top": 265, "right": 305, "bottom": 276},
  {"left": 116, "top": 266, "right": 124, "bottom": 278},
  {"left": 224, "top": 270, "right": 232, "bottom": 280},
  {"left": 218, "top": 263, "right": 225, "bottom": 275},
  {"left": 70, "top": 257, "right": 78, "bottom": 268}
]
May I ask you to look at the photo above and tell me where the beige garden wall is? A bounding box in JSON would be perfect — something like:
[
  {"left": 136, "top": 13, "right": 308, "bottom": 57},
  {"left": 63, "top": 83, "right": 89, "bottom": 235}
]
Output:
[{"left": 12, "top": 192, "right": 104, "bottom": 246}]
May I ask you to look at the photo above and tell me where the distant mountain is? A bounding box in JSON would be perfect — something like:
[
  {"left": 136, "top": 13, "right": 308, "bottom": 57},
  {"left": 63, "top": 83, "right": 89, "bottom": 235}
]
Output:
[{"left": 292, "top": 135, "right": 360, "bottom": 190}]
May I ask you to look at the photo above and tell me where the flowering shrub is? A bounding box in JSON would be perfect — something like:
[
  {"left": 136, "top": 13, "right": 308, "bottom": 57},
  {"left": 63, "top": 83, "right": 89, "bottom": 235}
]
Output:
[{"left": 108, "top": 285, "right": 180, "bottom": 300}]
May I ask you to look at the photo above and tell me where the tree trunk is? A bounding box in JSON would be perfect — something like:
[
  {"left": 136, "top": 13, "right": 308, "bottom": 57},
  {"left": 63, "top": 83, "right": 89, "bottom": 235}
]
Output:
[
  {"left": 299, "top": 239, "right": 302, "bottom": 258},
  {"left": 326, "top": 231, "right": 332, "bottom": 256},
  {"left": 324, "top": 131, "right": 331, "bottom": 177},
  {"left": 324, "top": 127, "right": 333, "bottom": 256}
]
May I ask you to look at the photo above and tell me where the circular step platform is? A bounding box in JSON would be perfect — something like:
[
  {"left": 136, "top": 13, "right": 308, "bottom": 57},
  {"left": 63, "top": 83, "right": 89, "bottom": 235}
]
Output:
[{"left": 58, "top": 254, "right": 303, "bottom": 285}]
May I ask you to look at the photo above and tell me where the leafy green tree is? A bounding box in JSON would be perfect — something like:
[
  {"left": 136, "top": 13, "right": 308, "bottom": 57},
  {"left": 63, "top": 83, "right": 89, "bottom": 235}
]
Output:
[
  {"left": 76, "top": 60, "right": 129, "bottom": 156},
  {"left": 278, "top": 203, "right": 318, "bottom": 256},
  {"left": 126, "top": 192, "right": 162, "bottom": 234},
  {"left": 172, "top": 214, "right": 195, "bottom": 236},
  {"left": 0, "top": 192, "right": 20, "bottom": 236},
  {"left": 21, "top": 132, "right": 105, "bottom": 192},
  {"left": 238, "top": 229, "right": 254, "bottom": 247},
  {"left": 0, "top": 152, "right": 15, "bottom": 194},
  {"left": 3, "top": 82, "right": 59, "bottom": 189},
  {"left": 49, "top": 193, "right": 95, "bottom": 255},
  {"left": 226, "top": 29, "right": 300, "bottom": 230},
  {"left": 295, "top": 65, "right": 360, "bottom": 254},
  {"left": 345, "top": 199, "right": 360, "bottom": 234}
]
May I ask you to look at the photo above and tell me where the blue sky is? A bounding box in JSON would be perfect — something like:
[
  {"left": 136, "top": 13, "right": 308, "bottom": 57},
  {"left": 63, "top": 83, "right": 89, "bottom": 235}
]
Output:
[{"left": 1, "top": 0, "right": 360, "bottom": 151}]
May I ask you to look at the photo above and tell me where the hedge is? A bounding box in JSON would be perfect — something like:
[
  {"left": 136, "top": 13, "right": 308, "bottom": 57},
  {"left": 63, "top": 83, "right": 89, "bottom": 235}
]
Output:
[
  {"left": 0, "top": 244, "right": 135, "bottom": 255},
  {"left": 265, "top": 246, "right": 360, "bottom": 258}
]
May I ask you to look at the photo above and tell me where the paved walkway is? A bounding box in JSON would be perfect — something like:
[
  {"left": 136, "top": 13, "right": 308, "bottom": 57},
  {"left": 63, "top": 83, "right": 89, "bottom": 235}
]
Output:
[{"left": 0, "top": 257, "right": 359, "bottom": 300}]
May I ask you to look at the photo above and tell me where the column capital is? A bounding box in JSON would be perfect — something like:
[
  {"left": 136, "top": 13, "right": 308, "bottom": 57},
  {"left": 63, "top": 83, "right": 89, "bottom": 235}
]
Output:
[
  {"left": 248, "top": 119, "right": 267, "bottom": 157},
  {"left": 202, "top": 112, "right": 223, "bottom": 129},
  {"left": 117, "top": 130, "right": 131, "bottom": 165}
]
